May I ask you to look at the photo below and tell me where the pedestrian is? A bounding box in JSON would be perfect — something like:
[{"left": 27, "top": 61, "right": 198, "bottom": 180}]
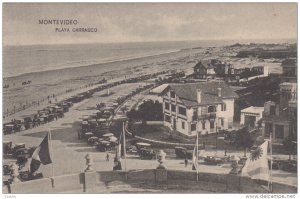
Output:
[
  {"left": 106, "top": 153, "right": 109, "bottom": 161},
  {"left": 184, "top": 158, "right": 188, "bottom": 168}
]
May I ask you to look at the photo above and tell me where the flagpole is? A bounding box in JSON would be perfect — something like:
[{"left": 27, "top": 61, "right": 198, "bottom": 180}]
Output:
[
  {"left": 269, "top": 132, "right": 273, "bottom": 193},
  {"left": 196, "top": 131, "right": 199, "bottom": 182},
  {"left": 48, "top": 127, "right": 54, "bottom": 178},
  {"left": 123, "top": 122, "right": 127, "bottom": 181}
]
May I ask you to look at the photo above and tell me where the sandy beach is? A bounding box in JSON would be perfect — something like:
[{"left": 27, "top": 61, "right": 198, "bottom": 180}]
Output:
[{"left": 3, "top": 47, "right": 205, "bottom": 119}]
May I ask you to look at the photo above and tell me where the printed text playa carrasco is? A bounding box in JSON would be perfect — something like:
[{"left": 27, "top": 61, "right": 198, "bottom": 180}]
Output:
[{"left": 38, "top": 19, "right": 98, "bottom": 32}]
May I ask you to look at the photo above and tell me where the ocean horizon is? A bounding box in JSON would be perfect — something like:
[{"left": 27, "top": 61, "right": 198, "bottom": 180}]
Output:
[{"left": 3, "top": 39, "right": 296, "bottom": 79}]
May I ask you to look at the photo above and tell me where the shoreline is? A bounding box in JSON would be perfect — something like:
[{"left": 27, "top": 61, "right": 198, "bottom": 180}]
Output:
[{"left": 3, "top": 49, "right": 183, "bottom": 80}]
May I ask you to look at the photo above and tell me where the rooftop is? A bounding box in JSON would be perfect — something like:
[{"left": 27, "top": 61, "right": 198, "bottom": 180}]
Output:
[
  {"left": 241, "top": 106, "right": 264, "bottom": 114},
  {"left": 165, "top": 82, "right": 239, "bottom": 107}
]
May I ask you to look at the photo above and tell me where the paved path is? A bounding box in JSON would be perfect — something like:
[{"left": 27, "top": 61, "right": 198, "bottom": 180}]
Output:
[{"left": 3, "top": 82, "right": 297, "bottom": 188}]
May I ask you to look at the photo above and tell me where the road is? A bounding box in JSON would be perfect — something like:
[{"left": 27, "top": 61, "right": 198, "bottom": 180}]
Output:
[{"left": 3, "top": 82, "right": 297, "bottom": 188}]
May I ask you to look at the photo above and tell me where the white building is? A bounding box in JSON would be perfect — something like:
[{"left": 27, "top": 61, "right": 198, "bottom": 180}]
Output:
[
  {"left": 240, "top": 106, "right": 264, "bottom": 128},
  {"left": 162, "top": 82, "right": 239, "bottom": 137}
]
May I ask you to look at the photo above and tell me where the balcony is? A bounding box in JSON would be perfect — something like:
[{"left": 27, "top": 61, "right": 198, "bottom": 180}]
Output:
[{"left": 193, "top": 112, "right": 216, "bottom": 121}]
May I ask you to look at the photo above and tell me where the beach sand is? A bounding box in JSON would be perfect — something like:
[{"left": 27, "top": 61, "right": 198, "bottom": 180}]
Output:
[{"left": 3, "top": 47, "right": 205, "bottom": 118}]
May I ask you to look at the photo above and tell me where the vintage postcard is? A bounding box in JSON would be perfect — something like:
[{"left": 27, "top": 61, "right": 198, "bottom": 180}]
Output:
[{"left": 2, "top": 2, "right": 298, "bottom": 196}]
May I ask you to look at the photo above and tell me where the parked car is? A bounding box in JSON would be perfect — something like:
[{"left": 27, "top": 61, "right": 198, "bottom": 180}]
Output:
[
  {"left": 139, "top": 148, "right": 156, "bottom": 160},
  {"left": 96, "top": 141, "right": 113, "bottom": 152},
  {"left": 13, "top": 143, "right": 26, "bottom": 157},
  {"left": 3, "top": 141, "right": 13, "bottom": 155},
  {"left": 203, "top": 156, "right": 223, "bottom": 165},
  {"left": 174, "top": 147, "right": 193, "bottom": 159},
  {"left": 16, "top": 148, "right": 31, "bottom": 166},
  {"left": 88, "top": 136, "right": 99, "bottom": 146}
]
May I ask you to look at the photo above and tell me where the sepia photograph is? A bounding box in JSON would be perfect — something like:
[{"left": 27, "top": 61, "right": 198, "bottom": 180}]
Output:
[{"left": 2, "top": 2, "right": 298, "bottom": 195}]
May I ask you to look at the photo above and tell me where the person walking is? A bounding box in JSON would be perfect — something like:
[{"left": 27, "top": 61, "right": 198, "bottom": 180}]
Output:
[
  {"left": 106, "top": 153, "right": 110, "bottom": 162},
  {"left": 184, "top": 158, "right": 188, "bottom": 168}
]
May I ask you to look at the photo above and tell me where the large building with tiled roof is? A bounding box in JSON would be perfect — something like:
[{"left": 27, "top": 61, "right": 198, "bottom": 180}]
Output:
[{"left": 162, "top": 82, "right": 239, "bottom": 137}]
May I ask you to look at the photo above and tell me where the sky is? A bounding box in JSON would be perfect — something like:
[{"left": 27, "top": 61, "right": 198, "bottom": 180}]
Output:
[{"left": 3, "top": 3, "right": 297, "bottom": 46}]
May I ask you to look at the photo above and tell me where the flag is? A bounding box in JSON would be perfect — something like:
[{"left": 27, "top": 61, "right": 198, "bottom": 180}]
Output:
[
  {"left": 241, "top": 141, "right": 269, "bottom": 181},
  {"left": 21, "top": 132, "right": 52, "bottom": 174}
]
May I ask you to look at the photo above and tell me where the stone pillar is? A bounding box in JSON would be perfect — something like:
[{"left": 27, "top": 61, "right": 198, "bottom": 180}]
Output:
[
  {"left": 155, "top": 150, "right": 167, "bottom": 188},
  {"left": 85, "top": 153, "right": 93, "bottom": 172},
  {"left": 10, "top": 163, "right": 20, "bottom": 183}
]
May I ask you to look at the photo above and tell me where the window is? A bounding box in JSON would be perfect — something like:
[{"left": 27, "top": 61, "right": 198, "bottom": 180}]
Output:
[
  {"left": 165, "top": 102, "right": 170, "bottom": 110},
  {"left": 265, "top": 123, "right": 272, "bottom": 137},
  {"left": 178, "top": 107, "right": 186, "bottom": 116},
  {"left": 210, "top": 120, "right": 215, "bottom": 129},
  {"left": 171, "top": 104, "right": 176, "bottom": 112},
  {"left": 220, "top": 118, "right": 224, "bottom": 127},
  {"left": 221, "top": 104, "right": 226, "bottom": 111},
  {"left": 202, "top": 121, "right": 205, "bottom": 130},
  {"left": 275, "top": 125, "right": 284, "bottom": 139},
  {"left": 270, "top": 105, "right": 276, "bottom": 115},
  {"left": 191, "top": 123, "right": 196, "bottom": 131},
  {"left": 170, "top": 91, "right": 176, "bottom": 98},
  {"left": 165, "top": 115, "right": 171, "bottom": 123},
  {"left": 182, "top": 121, "right": 185, "bottom": 129},
  {"left": 208, "top": 106, "right": 216, "bottom": 113}
]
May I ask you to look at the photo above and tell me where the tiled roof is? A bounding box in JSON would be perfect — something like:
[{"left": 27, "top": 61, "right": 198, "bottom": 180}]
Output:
[{"left": 166, "top": 82, "right": 239, "bottom": 107}]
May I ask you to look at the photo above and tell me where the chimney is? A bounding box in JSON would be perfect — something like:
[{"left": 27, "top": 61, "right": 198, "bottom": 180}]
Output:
[
  {"left": 197, "top": 89, "right": 202, "bottom": 103},
  {"left": 218, "top": 87, "right": 222, "bottom": 97}
]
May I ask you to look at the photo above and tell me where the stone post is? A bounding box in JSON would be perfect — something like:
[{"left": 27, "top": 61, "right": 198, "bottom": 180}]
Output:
[
  {"left": 155, "top": 150, "right": 167, "bottom": 188},
  {"left": 85, "top": 153, "right": 93, "bottom": 172},
  {"left": 229, "top": 155, "right": 240, "bottom": 175},
  {"left": 10, "top": 163, "right": 20, "bottom": 183}
]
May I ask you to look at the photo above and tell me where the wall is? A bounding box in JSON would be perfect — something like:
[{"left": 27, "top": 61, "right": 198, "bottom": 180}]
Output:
[{"left": 4, "top": 169, "right": 297, "bottom": 194}]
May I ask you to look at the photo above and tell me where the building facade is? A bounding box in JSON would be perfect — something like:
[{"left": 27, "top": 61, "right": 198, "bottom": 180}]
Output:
[
  {"left": 193, "top": 60, "right": 216, "bottom": 79},
  {"left": 262, "top": 82, "right": 297, "bottom": 142},
  {"left": 162, "top": 82, "right": 238, "bottom": 137},
  {"left": 281, "top": 58, "right": 297, "bottom": 83},
  {"left": 240, "top": 106, "right": 264, "bottom": 128}
]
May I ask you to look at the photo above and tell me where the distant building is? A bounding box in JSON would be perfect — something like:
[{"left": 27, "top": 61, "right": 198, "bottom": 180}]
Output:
[
  {"left": 262, "top": 82, "right": 297, "bottom": 142},
  {"left": 240, "top": 106, "right": 264, "bottom": 128},
  {"left": 193, "top": 60, "right": 216, "bottom": 79},
  {"left": 281, "top": 58, "right": 297, "bottom": 83},
  {"left": 162, "top": 82, "right": 238, "bottom": 137}
]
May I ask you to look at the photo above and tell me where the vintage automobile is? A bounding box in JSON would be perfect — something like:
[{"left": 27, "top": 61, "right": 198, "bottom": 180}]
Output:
[
  {"left": 13, "top": 143, "right": 26, "bottom": 157},
  {"left": 23, "top": 116, "right": 33, "bottom": 130},
  {"left": 135, "top": 142, "right": 156, "bottom": 160},
  {"left": 126, "top": 145, "right": 138, "bottom": 154},
  {"left": 138, "top": 148, "right": 156, "bottom": 160},
  {"left": 95, "top": 141, "right": 113, "bottom": 152},
  {"left": 203, "top": 156, "right": 223, "bottom": 165},
  {"left": 3, "top": 164, "right": 11, "bottom": 175},
  {"left": 174, "top": 147, "right": 193, "bottom": 159},
  {"left": 84, "top": 132, "right": 94, "bottom": 141},
  {"left": 16, "top": 148, "right": 31, "bottom": 166},
  {"left": 19, "top": 170, "right": 43, "bottom": 181},
  {"left": 87, "top": 136, "right": 99, "bottom": 146},
  {"left": 3, "top": 124, "right": 15, "bottom": 135},
  {"left": 3, "top": 141, "right": 13, "bottom": 155}
]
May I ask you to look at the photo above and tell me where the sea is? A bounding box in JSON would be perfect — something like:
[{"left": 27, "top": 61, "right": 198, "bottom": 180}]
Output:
[{"left": 3, "top": 39, "right": 294, "bottom": 78}]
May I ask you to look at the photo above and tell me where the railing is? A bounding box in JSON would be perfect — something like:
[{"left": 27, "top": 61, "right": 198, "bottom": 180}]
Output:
[{"left": 194, "top": 112, "right": 216, "bottom": 120}]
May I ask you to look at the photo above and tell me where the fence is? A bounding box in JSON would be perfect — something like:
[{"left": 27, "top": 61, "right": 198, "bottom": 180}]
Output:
[{"left": 3, "top": 169, "right": 297, "bottom": 193}]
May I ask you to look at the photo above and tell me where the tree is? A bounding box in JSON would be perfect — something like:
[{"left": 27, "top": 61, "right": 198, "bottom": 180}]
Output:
[
  {"left": 282, "top": 136, "right": 297, "bottom": 161},
  {"left": 234, "top": 127, "right": 254, "bottom": 156},
  {"left": 136, "top": 100, "right": 163, "bottom": 123}
]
